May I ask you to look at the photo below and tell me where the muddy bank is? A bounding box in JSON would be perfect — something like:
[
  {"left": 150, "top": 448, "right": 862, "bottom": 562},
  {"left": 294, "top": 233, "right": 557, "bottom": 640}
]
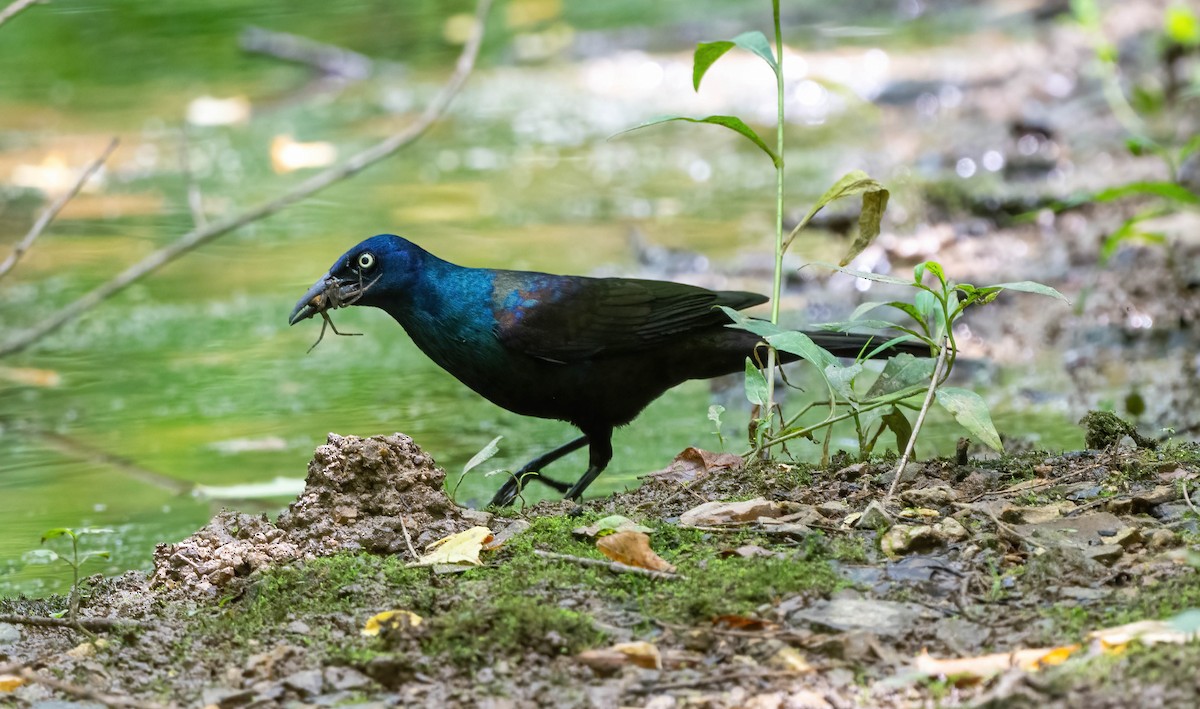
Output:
[{"left": 1, "top": 428, "right": 1198, "bottom": 708}]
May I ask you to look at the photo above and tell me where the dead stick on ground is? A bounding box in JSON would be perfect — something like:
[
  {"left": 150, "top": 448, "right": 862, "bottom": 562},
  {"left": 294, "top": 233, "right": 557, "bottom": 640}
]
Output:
[
  {"left": 0, "top": 0, "right": 493, "bottom": 358},
  {"left": 533, "top": 550, "right": 681, "bottom": 581},
  {"left": 1183, "top": 480, "right": 1199, "bottom": 516},
  {"left": 0, "top": 0, "right": 42, "bottom": 29},
  {"left": 399, "top": 515, "right": 418, "bottom": 561},
  {"left": 0, "top": 614, "right": 143, "bottom": 631},
  {"left": 886, "top": 336, "right": 950, "bottom": 502},
  {"left": 0, "top": 138, "right": 119, "bottom": 283},
  {"left": 18, "top": 668, "right": 170, "bottom": 709}
]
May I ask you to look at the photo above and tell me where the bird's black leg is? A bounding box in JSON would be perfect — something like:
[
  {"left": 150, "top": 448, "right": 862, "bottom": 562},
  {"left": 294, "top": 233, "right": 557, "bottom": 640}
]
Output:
[
  {"left": 562, "top": 426, "right": 614, "bottom": 501},
  {"left": 489, "top": 435, "right": 589, "bottom": 507}
]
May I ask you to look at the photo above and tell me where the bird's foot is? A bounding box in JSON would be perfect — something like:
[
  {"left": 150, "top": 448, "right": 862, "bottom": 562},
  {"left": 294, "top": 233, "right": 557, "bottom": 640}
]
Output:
[{"left": 489, "top": 470, "right": 570, "bottom": 507}]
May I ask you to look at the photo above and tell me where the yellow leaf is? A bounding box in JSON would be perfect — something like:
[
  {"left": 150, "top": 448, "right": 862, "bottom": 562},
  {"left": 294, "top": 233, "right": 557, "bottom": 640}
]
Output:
[
  {"left": 0, "top": 674, "right": 24, "bottom": 691},
  {"left": 361, "top": 610, "right": 423, "bottom": 637},
  {"left": 612, "top": 641, "right": 662, "bottom": 670},
  {"left": 407, "top": 526, "right": 493, "bottom": 567},
  {"left": 595, "top": 531, "right": 676, "bottom": 573}
]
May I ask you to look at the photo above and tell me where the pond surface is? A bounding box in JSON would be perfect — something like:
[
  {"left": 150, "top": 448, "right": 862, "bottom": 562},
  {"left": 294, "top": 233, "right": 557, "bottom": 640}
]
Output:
[{"left": 0, "top": 0, "right": 1085, "bottom": 595}]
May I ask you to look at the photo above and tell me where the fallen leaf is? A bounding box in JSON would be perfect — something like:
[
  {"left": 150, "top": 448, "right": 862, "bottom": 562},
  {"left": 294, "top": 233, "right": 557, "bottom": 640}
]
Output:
[
  {"left": 361, "top": 610, "right": 423, "bottom": 637},
  {"left": 1088, "top": 610, "right": 1200, "bottom": 647},
  {"left": 0, "top": 674, "right": 24, "bottom": 692},
  {"left": 913, "top": 645, "right": 1079, "bottom": 683},
  {"left": 573, "top": 514, "right": 653, "bottom": 538},
  {"left": 577, "top": 641, "right": 663, "bottom": 672},
  {"left": 642, "top": 447, "right": 744, "bottom": 483},
  {"left": 680, "top": 497, "right": 797, "bottom": 527},
  {"left": 767, "top": 645, "right": 814, "bottom": 673},
  {"left": 407, "top": 526, "right": 493, "bottom": 567},
  {"left": 595, "top": 531, "right": 676, "bottom": 573},
  {"left": 713, "top": 615, "right": 772, "bottom": 630}
]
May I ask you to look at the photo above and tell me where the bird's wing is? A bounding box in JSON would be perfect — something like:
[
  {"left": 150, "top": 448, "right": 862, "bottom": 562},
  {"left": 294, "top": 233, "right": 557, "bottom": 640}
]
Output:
[{"left": 491, "top": 272, "right": 767, "bottom": 362}]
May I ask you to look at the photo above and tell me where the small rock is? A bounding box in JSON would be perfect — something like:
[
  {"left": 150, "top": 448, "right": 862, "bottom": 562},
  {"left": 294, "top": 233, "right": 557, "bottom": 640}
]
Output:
[
  {"left": 0, "top": 623, "right": 21, "bottom": 645},
  {"left": 1147, "top": 528, "right": 1180, "bottom": 549},
  {"left": 1111, "top": 526, "right": 1142, "bottom": 549},
  {"left": 324, "top": 666, "right": 373, "bottom": 691},
  {"left": 1133, "top": 486, "right": 1178, "bottom": 510},
  {"left": 201, "top": 687, "right": 255, "bottom": 708},
  {"left": 835, "top": 462, "right": 869, "bottom": 480},
  {"left": 791, "top": 598, "right": 927, "bottom": 638},
  {"left": 283, "top": 669, "right": 325, "bottom": 696},
  {"left": 1065, "top": 485, "right": 1103, "bottom": 502},
  {"left": 1000, "top": 502, "right": 1073, "bottom": 525},
  {"left": 901, "top": 485, "right": 958, "bottom": 508},
  {"left": 855, "top": 501, "right": 893, "bottom": 530},
  {"left": 460, "top": 508, "right": 493, "bottom": 527},
  {"left": 1083, "top": 544, "right": 1124, "bottom": 565},
  {"left": 880, "top": 525, "right": 939, "bottom": 557},
  {"left": 1105, "top": 498, "right": 1134, "bottom": 515},
  {"left": 935, "top": 517, "right": 969, "bottom": 542},
  {"left": 817, "top": 500, "right": 849, "bottom": 518},
  {"left": 285, "top": 620, "right": 311, "bottom": 635}
]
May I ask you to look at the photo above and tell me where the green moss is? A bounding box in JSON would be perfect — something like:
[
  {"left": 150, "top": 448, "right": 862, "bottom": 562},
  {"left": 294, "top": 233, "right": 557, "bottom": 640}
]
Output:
[{"left": 424, "top": 596, "right": 605, "bottom": 664}]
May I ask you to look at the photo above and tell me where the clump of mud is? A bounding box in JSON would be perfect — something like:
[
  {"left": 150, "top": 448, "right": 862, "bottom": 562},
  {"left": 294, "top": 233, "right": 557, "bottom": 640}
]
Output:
[{"left": 152, "top": 433, "right": 464, "bottom": 595}]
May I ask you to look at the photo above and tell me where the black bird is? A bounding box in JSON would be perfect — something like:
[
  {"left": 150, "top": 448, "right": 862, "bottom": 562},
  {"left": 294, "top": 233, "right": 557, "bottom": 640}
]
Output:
[{"left": 290, "top": 235, "right": 925, "bottom": 506}]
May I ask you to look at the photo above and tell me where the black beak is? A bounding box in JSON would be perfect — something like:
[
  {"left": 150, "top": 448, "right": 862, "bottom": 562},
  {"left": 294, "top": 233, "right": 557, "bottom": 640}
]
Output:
[{"left": 289, "top": 273, "right": 334, "bottom": 325}]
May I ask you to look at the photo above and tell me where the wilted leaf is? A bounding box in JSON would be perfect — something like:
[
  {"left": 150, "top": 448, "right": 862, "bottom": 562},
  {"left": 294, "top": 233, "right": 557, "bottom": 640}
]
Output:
[
  {"left": 578, "top": 641, "right": 664, "bottom": 673},
  {"left": 713, "top": 615, "right": 772, "bottom": 630},
  {"left": 595, "top": 531, "right": 676, "bottom": 573},
  {"left": 935, "top": 387, "right": 1003, "bottom": 452},
  {"left": 882, "top": 407, "right": 913, "bottom": 451},
  {"left": 643, "top": 447, "right": 744, "bottom": 484},
  {"left": 680, "top": 497, "right": 795, "bottom": 527},
  {"left": 361, "top": 610, "right": 423, "bottom": 637},
  {"left": 573, "top": 515, "right": 654, "bottom": 538},
  {"left": 913, "top": 645, "right": 1078, "bottom": 683},
  {"left": 768, "top": 645, "right": 814, "bottom": 673},
  {"left": 782, "top": 171, "right": 889, "bottom": 262},
  {"left": 407, "top": 526, "right": 493, "bottom": 567},
  {"left": 0, "top": 674, "right": 24, "bottom": 692}
]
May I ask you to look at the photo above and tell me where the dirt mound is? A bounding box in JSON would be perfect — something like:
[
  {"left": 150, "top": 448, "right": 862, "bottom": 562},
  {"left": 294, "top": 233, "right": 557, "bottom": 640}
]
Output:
[{"left": 152, "top": 433, "right": 463, "bottom": 595}]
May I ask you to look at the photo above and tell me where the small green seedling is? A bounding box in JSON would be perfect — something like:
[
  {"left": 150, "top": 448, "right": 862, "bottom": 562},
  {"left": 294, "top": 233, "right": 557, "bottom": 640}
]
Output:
[{"left": 33, "top": 527, "right": 113, "bottom": 628}]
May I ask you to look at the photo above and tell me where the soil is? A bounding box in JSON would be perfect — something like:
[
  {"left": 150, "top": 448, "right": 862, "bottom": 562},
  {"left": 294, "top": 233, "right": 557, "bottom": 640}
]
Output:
[{"left": 2, "top": 429, "right": 1199, "bottom": 708}]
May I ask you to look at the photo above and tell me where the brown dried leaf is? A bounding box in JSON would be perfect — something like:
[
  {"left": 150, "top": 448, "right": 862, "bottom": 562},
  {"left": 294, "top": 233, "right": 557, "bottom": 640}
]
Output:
[
  {"left": 642, "top": 447, "right": 744, "bottom": 483},
  {"left": 595, "top": 531, "right": 676, "bottom": 573},
  {"left": 680, "top": 497, "right": 795, "bottom": 527}
]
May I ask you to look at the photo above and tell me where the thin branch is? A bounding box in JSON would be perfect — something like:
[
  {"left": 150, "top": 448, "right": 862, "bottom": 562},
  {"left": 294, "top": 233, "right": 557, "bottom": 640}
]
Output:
[
  {"left": 0, "top": 138, "right": 118, "bottom": 283},
  {"left": 0, "top": 614, "right": 143, "bottom": 631},
  {"left": 533, "top": 550, "right": 681, "bottom": 581},
  {"left": 886, "top": 336, "right": 950, "bottom": 501},
  {"left": 0, "top": 0, "right": 42, "bottom": 29},
  {"left": 399, "top": 515, "right": 418, "bottom": 561},
  {"left": 0, "top": 0, "right": 493, "bottom": 358}
]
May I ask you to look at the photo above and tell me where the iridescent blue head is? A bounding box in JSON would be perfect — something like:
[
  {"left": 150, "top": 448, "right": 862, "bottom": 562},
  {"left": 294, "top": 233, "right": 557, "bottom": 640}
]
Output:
[{"left": 288, "top": 234, "right": 428, "bottom": 325}]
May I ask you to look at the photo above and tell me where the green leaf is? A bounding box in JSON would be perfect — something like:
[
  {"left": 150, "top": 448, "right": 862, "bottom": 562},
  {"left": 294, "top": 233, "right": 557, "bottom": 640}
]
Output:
[
  {"left": 615, "top": 115, "right": 781, "bottom": 167},
  {"left": 463, "top": 436, "right": 503, "bottom": 474},
  {"left": 707, "top": 404, "right": 725, "bottom": 426},
  {"left": 693, "top": 31, "right": 778, "bottom": 91},
  {"left": 864, "top": 334, "right": 924, "bottom": 360},
  {"left": 921, "top": 261, "right": 947, "bottom": 289},
  {"left": 885, "top": 301, "right": 930, "bottom": 330},
  {"left": 825, "top": 362, "right": 863, "bottom": 402},
  {"left": 935, "top": 387, "right": 1003, "bottom": 451},
  {"left": 1088, "top": 181, "right": 1200, "bottom": 206},
  {"left": 767, "top": 331, "right": 840, "bottom": 371},
  {"left": 988, "top": 280, "right": 1071, "bottom": 303},
  {"left": 864, "top": 354, "right": 936, "bottom": 399},
  {"left": 41, "top": 528, "right": 76, "bottom": 543},
  {"left": 744, "top": 359, "right": 770, "bottom": 407},
  {"left": 809, "top": 319, "right": 905, "bottom": 332},
  {"left": 80, "top": 551, "right": 111, "bottom": 563},
  {"left": 719, "top": 306, "right": 783, "bottom": 339}
]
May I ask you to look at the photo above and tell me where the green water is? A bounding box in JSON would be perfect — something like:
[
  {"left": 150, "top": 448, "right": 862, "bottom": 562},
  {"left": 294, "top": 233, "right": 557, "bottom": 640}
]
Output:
[{"left": 0, "top": 0, "right": 1082, "bottom": 595}]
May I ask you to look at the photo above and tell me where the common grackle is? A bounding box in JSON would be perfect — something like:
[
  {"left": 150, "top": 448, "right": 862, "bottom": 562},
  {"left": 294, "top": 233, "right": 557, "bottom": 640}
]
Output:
[{"left": 290, "top": 234, "right": 926, "bottom": 506}]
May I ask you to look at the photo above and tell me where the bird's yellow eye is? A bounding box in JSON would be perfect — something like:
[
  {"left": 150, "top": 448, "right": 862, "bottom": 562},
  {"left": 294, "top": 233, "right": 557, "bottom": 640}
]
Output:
[{"left": 357, "top": 252, "right": 375, "bottom": 270}]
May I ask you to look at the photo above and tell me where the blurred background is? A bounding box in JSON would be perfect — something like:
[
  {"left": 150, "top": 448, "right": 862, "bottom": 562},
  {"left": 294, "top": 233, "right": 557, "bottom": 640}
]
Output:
[{"left": 1, "top": 0, "right": 1197, "bottom": 594}]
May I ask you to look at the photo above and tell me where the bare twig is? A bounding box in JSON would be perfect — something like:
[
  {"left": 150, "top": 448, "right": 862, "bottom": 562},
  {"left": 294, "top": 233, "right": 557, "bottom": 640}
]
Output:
[
  {"left": 533, "top": 550, "right": 680, "bottom": 581},
  {"left": 0, "top": 138, "right": 118, "bottom": 283},
  {"left": 0, "top": 614, "right": 143, "bottom": 631},
  {"left": 1183, "top": 480, "right": 1199, "bottom": 516},
  {"left": 0, "top": 0, "right": 42, "bottom": 29},
  {"left": 886, "top": 336, "right": 950, "bottom": 501},
  {"left": 399, "top": 515, "right": 418, "bottom": 561},
  {"left": 0, "top": 0, "right": 493, "bottom": 358},
  {"left": 240, "top": 26, "right": 373, "bottom": 80},
  {"left": 18, "top": 668, "right": 169, "bottom": 709}
]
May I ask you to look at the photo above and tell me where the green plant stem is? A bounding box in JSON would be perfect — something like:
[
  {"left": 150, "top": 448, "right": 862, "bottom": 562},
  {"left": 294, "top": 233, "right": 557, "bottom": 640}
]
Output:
[
  {"left": 754, "top": 386, "right": 924, "bottom": 451},
  {"left": 762, "top": 0, "right": 786, "bottom": 448}
]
